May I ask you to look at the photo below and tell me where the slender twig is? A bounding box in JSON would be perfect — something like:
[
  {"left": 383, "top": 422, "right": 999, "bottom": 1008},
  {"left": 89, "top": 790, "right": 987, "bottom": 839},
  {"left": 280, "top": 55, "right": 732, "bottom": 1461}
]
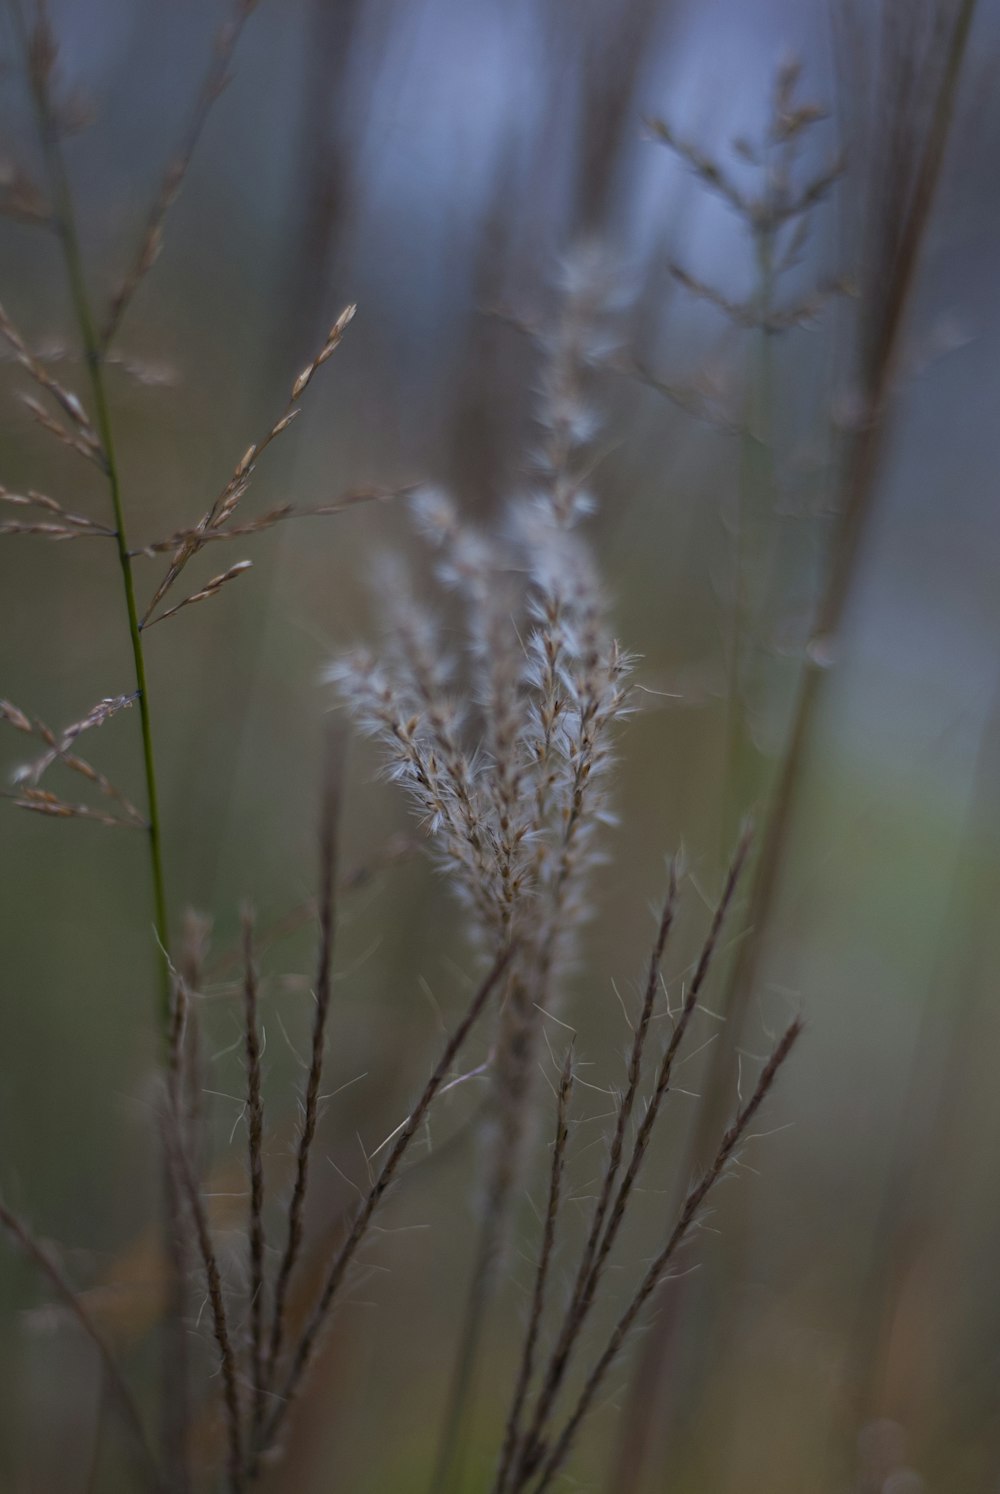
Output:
[
  {"left": 526, "top": 1018, "right": 802, "bottom": 1494},
  {"left": 161, "top": 953, "right": 197, "bottom": 1493},
  {"left": 241, "top": 912, "right": 267, "bottom": 1452},
  {"left": 570, "top": 862, "right": 679, "bottom": 1310},
  {"left": 494, "top": 1044, "right": 574, "bottom": 1494},
  {"left": 512, "top": 831, "right": 750, "bottom": 1482},
  {"left": 130, "top": 485, "right": 413, "bottom": 558},
  {"left": 165, "top": 1054, "right": 244, "bottom": 1490},
  {"left": 263, "top": 738, "right": 342, "bottom": 1392},
  {"left": 161, "top": 1153, "right": 193, "bottom": 1494},
  {"left": 257, "top": 943, "right": 515, "bottom": 1459}
]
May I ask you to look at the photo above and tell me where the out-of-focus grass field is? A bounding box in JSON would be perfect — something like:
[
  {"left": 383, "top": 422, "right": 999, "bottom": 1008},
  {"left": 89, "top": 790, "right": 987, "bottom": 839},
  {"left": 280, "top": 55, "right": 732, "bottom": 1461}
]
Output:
[{"left": 2, "top": 1, "right": 1000, "bottom": 1490}]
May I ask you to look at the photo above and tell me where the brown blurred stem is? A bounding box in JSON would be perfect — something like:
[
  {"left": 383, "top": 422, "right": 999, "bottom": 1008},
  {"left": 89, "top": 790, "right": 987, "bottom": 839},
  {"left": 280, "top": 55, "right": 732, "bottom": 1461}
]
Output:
[
  {"left": 528, "top": 1019, "right": 802, "bottom": 1494},
  {"left": 609, "top": 2, "right": 979, "bottom": 1486},
  {"left": 241, "top": 913, "right": 268, "bottom": 1455},
  {"left": 493, "top": 1045, "right": 575, "bottom": 1494},
  {"left": 255, "top": 943, "right": 515, "bottom": 1461},
  {"left": 0, "top": 1198, "right": 164, "bottom": 1492},
  {"left": 263, "top": 738, "right": 342, "bottom": 1393}
]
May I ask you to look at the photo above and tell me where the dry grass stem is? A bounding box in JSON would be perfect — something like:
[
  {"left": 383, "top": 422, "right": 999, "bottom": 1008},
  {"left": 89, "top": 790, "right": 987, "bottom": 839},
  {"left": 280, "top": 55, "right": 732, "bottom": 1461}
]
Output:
[
  {"left": 130, "top": 483, "right": 410, "bottom": 558},
  {"left": 239, "top": 913, "right": 268, "bottom": 1454},
  {"left": 526, "top": 1018, "right": 803, "bottom": 1494},
  {"left": 165, "top": 1066, "right": 244, "bottom": 1490},
  {"left": 258, "top": 942, "right": 515, "bottom": 1459},
  {"left": 162, "top": 969, "right": 244, "bottom": 1488},
  {"left": 508, "top": 831, "right": 751, "bottom": 1485},
  {"left": 569, "top": 860, "right": 680, "bottom": 1308},
  {"left": 264, "top": 743, "right": 342, "bottom": 1395},
  {"left": 494, "top": 1044, "right": 575, "bottom": 1494}
]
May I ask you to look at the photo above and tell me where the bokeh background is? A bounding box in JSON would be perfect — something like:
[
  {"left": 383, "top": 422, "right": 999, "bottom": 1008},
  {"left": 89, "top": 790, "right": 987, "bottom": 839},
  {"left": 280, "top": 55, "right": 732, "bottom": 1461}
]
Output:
[{"left": 2, "top": 0, "right": 1000, "bottom": 1490}]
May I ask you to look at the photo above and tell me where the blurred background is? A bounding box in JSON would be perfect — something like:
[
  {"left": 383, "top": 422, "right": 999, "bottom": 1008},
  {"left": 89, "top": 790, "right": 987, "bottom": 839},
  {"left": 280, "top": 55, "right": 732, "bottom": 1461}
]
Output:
[{"left": 2, "top": 0, "right": 1000, "bottom": 1489}]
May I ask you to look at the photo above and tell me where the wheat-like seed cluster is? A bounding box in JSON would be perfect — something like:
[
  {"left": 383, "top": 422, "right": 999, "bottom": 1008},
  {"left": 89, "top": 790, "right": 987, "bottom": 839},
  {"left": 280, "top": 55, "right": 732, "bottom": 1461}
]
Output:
[
  {"left": 330, "top": 256, "right": 636, "bottom": 1247},
  {"left": 331, "top": 251, "right": 634, "bottom": 974}
]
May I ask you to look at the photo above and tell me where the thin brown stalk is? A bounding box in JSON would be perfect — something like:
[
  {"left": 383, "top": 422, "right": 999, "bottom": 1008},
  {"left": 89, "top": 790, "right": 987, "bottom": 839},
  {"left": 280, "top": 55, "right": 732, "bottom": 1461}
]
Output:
[
  {"left": 241, "top": 912, "right": 267, "bottom": 1451},
  {"left": 160, "top": 969, "right": 194, "bottom": 1491},
  {"left": 163, "top": 972, "right": 243, "bottom": 1488},
  {"left": 161, "top": 1153, "right": 193, "bottom": 1494},
  {"left": 589, "top": 825, "right": 751, "bottom": 1275},
  {"left": 494, "top": 1044, "right": 575, "bottom": 1494},
  {"left": 165, "top": 966, "right": 189, "bottom": 1116},
  {"left": 263, "top": 741, "right": 342, "bottom": 1393},
  {"left": 0, "top": 1198, "right": 163, "bottom": 1492},
  {"left": 166, "top": 1094, "right": 244, "bottom": 1492},
  {"left": 178, "top": 910, "right": 210, "bottom": 1166},
  {"left": 512, "top": 830, "right": 750, "bottom": 1480},
  {"left": 571, "top": 861, "right": 679, "bottom": 1308},
  {"left": 257, "top": 942, "right": 515, "bottom": 1459},
  {"left": 525, "top": 1017, "right": 802, "bottom": 1494},
  {"left": 130, "top": 484, "right": 413, "bottom": 557}
]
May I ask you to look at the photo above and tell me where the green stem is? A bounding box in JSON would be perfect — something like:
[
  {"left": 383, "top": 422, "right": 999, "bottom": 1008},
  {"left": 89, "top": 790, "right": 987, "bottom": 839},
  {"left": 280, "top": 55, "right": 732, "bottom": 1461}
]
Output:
[{"left": 18, "top": 8, "right": 171, "bottom": 1030}]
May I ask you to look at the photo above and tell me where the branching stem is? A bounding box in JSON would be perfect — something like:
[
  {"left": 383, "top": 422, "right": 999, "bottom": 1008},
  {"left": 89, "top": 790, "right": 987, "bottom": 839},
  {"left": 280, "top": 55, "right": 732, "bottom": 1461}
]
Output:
[{"left": 14, "top": 0, "right": 171, "bottom": 1029}]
